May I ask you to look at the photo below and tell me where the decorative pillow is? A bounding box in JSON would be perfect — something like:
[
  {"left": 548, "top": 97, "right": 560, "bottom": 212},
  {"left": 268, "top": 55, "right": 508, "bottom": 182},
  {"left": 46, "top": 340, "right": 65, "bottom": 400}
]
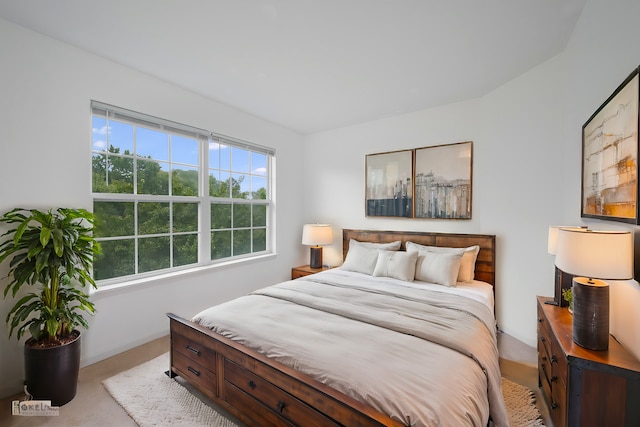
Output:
[
  {"left": 373, "top": 250, "right": 418, "bottom": 282},
  {"left": 406, "top": 242, "right": 480, "bottom": 282},
  {"left": 349, "top": 239, "right": 402, "bottom": 250},
  {"left": 413, "top": 251, "right": 463, "bottom": 287},
  {"left": 341, "top": 239, "right": 402, "bottom": 275}
]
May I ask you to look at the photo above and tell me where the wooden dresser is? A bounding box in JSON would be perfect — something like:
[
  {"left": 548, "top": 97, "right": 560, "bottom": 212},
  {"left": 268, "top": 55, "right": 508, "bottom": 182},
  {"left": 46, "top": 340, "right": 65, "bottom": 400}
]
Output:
[{"left": 537, "top": 296, "right": 640, "bottom": 427}]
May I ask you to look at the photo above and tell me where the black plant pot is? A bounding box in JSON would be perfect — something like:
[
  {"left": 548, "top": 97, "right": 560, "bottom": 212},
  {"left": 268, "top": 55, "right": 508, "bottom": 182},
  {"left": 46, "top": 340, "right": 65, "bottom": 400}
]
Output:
[{"left": 24, "top": 331, "right": 81, "bottom": 406}]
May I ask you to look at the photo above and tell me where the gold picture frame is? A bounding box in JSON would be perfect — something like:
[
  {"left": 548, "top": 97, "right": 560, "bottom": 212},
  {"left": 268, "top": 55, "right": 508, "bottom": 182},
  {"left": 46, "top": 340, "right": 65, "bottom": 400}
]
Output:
[{"left": 582, "top": 66, "right": 639, "bottom": 224}]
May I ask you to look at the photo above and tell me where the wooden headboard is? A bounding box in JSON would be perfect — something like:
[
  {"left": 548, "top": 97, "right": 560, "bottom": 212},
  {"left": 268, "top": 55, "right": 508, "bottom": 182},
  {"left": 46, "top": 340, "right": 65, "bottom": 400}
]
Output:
[{"left": 342, "top": 229, "right": 496, "bottom": 287}]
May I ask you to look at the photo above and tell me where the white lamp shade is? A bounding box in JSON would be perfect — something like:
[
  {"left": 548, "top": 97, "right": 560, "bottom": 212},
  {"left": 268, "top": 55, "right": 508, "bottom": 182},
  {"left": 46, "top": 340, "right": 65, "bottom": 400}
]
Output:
[
  {"left": 302, "top": 224, "right": 333, "bottom": 246},
  {"left": 555, "top": 228, "right": 633, "bottom": 280},
  {"left": 548, "top": 226, "right": 588, "bottom": 255}
]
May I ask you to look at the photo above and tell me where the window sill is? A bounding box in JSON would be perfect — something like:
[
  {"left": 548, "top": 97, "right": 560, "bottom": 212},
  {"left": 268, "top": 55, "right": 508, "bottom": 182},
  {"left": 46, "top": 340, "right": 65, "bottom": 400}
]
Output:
[{"left": 91, "top": 252, "right": 278, "bottom": 298}]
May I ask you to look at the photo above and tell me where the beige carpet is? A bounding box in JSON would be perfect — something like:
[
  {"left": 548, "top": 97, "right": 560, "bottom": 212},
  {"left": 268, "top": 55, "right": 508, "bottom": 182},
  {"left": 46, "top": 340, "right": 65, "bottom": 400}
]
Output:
[{"left": 104, "top": 353, "right": 544, "bottom": 427}]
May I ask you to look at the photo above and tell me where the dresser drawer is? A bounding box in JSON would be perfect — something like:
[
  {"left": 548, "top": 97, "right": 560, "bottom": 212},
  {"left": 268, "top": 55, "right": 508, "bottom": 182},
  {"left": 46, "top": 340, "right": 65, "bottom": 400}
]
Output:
[
  {"left": 538, "top": 333, "right": 552, "bottom": 384},
  {"left": 224, "top": 359, "right": 339, "bottom": 427},
  {"left": 539, "top": 336, "right": 567, "bottom": 427},
  {"left": 537, "top": 313, "right": 553, "bottom": 383},
  {"left": 549, "top": 333, "right": 567, "bottom": 385},
  {"left": 537, "top": 330, "right": 552, "bottom": 368},
  {"left": 550, "top": 379, "right": 567, "bottom": 427},
  {"left": 539, "top": 354, "right": 552, "bottom": 407},
  {"left": 537, "top": 304, "right": 552, "bottom": 342}
]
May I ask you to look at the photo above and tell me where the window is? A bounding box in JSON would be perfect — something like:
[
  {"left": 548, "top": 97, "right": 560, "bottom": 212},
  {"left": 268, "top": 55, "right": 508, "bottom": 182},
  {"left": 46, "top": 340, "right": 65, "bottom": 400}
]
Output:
[{"left": 91, "top": 101, "right": 274, "bottom": 284}]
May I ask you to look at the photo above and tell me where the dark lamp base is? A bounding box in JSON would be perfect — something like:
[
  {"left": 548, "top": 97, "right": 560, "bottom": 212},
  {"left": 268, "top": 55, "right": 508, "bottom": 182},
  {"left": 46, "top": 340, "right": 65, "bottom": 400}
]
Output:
[
  {"left": 572, "top": 277, "right": 609, "bottom": 351},
  {"left": 309, "top": 246, "right": 323, "bottom": 269}
]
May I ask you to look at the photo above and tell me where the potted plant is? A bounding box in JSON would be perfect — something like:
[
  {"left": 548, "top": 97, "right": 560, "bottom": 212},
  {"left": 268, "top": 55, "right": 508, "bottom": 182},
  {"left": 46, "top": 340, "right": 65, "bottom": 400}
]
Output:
[{"left": 0, "top": 208, "right": 99, "bottom": 406}]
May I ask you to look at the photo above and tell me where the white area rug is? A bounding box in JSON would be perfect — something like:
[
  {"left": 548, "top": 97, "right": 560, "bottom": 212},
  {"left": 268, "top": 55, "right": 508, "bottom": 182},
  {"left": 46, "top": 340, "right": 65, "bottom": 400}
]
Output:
[
  {"left": 104, "top": 353, "right": 544, "bottom": 427},
  {"left": 502, "top": 377, "right": 545, "bottom": 427},
  {"left": 103, "top": 353, "right": 241, "bottom": 427}
]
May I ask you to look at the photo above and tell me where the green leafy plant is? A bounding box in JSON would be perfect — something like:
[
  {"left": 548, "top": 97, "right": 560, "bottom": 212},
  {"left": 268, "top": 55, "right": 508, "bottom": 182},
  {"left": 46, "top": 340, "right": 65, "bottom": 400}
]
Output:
[
  {"left": 562, "top": 288, "right": 573, "bottom": 311},
  {"left": 0, "top": 208, "right": 100, "bottom": 344}
]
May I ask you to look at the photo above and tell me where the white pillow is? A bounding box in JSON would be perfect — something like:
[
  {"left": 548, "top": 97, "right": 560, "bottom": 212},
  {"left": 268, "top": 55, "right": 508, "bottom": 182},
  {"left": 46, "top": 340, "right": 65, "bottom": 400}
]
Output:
[
  {"left": 406, "top": 242, "right": 480, "bottom": 282},
  {"left": 341, "top": 239, "right": 402, "bottom": 275},
  {"left": 373, "top": 250, "right": 418, "bottom": 282},
  {"left": 349, "top": 239, "right": 402, "bottom": 250},
  {"left": 413, "top": 251, "right": 463, "bottom": 287}
]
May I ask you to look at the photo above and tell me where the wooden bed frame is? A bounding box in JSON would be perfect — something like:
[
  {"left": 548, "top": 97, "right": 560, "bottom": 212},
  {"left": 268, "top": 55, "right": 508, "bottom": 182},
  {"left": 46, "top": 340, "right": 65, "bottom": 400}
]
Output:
[{"left": 167, "top": 229, "right": 496, "bottom": 427}]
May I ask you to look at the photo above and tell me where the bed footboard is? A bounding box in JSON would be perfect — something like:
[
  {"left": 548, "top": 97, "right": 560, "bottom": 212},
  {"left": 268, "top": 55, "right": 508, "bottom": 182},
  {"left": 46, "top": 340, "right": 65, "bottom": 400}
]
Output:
[{"left": 167, "top": 313, "right": 404, "bottom": 427}]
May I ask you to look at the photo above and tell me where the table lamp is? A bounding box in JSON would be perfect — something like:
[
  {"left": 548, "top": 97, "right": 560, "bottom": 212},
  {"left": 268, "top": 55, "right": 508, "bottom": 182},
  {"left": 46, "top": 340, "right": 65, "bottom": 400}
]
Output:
[
  {"left": 302, "top": 224, "right": 333, "bottom": 269},
  {"left": 555, "top": 228, "right": 633, "bottom": 350},
  {"left": 547, "top": 226, "right": 587, "bottom": 306}
]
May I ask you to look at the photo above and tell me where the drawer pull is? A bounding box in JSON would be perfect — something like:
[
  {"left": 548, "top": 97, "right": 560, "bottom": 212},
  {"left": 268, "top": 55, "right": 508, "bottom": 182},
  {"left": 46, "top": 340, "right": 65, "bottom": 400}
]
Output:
[
  {"left": 538, "top": 317, "right": 543, "bottom": 323},
  {"left": 186, "top": 345, "right": 201, "bottom": 356},
  {"left": 551, "top": 355, "right": 557, "bottom": 363},
  {"left": 248, "top": 380, "right": 256, "bottom": 389},
  {"left": 187, "top": 366, "right": 201, "bottom": 377},
  {"left": 277, "top": 400, "right": 286, "bottom": 413},
  {"left": 551, "top": 402, "right": 558, "bottom": 410},
  {"left": 551, "top": 376, "right": 558, "bottom": 383},
  {"left": 540, "top": 337, "right": 545, "bottom": 343}
]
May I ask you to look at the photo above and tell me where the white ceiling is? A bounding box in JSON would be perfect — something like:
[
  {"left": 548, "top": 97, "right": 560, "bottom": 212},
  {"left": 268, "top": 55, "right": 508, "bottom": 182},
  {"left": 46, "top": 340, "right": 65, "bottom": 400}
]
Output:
[{"left": 0, "top": 0, "right": 586, "bottom": 134}]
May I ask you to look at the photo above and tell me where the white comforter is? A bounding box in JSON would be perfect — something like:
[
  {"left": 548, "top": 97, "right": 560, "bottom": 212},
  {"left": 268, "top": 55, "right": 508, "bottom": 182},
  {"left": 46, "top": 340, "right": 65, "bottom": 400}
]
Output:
[{"left": 193, "top": 269, "right": 508, "bottom": 427}]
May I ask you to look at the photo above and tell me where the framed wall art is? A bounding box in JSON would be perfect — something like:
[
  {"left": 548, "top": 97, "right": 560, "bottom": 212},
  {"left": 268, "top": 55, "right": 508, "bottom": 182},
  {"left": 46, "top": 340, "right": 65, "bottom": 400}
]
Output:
[
  {"left": 582, "top": 66, "right": 639, "bottom": 224},
  {"left": 365, "top": 149, "right": 413, "bottom": 217},
  {"left": 414, "top": 141, "right": 473, "bottom": 219}
]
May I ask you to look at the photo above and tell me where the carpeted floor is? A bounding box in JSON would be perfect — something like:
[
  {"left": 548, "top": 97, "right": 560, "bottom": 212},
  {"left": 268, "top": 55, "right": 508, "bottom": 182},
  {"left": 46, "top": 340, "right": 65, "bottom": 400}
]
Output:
[{"left": 104, "top": 353, "right": 544, "bottom": 427}]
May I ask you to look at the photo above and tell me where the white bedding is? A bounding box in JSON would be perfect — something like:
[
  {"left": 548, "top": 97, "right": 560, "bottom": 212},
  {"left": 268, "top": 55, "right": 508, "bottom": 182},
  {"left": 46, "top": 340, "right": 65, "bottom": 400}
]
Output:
[
  {"left": 193, "top": 268, "right": 507, "bottom": 427},
  {"left": 334, "top": 268, "right": 495, "bottom": 311}
]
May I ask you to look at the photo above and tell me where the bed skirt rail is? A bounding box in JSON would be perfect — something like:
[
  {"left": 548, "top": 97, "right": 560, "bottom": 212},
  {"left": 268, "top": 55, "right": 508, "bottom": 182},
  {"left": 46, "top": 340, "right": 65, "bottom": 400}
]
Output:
[{"left": 167, "top": 312, "right": 406, "bottom": 427}]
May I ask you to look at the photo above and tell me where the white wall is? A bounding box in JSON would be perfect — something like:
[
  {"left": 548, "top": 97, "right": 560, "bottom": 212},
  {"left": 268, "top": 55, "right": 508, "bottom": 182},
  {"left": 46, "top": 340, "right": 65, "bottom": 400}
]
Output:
[
  {"left": 303, "top": 99, "right": 483, "bottom": 267},
  {"left": 478, "top": 53, "right": 568, "bottom": 342},
  {"left": 303, "top": 0, "right": 640, "bottom": 354},
  {"left": 560, "top": 0, "right": 640, "bottom": 358},
  {"left": 0, "top": 19, "right": 305, "bottom": 398}
]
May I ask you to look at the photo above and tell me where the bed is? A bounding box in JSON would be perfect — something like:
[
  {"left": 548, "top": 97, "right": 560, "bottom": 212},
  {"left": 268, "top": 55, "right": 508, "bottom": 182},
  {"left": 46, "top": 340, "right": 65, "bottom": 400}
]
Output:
[{"left": 167, "top": 229, "right": 507, "bottom": 427}]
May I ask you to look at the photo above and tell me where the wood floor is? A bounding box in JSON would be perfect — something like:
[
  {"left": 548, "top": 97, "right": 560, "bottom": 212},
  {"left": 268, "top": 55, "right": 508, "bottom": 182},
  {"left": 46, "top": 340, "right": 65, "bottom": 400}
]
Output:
[{"left": 0, "top": 333, "right": 551, "bottom": 427}]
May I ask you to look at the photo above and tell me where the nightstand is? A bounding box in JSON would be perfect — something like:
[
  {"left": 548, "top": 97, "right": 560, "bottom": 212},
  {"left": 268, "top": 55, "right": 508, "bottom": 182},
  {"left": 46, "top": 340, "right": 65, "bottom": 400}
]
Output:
[
  {"left": 291, "top": 265, "right": 333, "bottom": 279},
  {"left": 537, "top": 296, "right": 640, "bottom": 427}
]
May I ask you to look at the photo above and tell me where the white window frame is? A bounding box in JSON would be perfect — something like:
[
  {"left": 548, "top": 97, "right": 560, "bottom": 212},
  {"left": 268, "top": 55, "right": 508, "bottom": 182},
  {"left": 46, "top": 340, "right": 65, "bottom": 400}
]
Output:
[{"left": 91, "top": 101, "right": 275, "bottom": 286}]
